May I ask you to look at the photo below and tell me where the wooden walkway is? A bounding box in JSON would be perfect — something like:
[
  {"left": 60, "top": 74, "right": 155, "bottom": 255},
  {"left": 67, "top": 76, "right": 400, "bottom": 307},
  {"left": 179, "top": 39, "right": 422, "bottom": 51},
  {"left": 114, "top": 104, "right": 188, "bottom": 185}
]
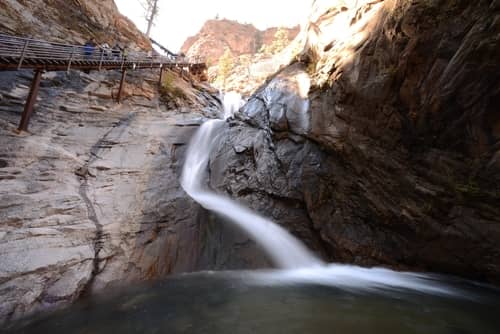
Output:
[{"left": 0, "top": 33, "right": 206, "bottom": 131}]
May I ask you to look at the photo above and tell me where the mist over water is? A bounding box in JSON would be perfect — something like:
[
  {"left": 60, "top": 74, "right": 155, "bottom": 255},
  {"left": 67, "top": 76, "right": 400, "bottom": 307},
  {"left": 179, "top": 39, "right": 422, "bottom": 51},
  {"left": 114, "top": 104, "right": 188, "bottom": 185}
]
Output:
[{"left": 8, "top": 270, "right": 500, "bottom": 334}]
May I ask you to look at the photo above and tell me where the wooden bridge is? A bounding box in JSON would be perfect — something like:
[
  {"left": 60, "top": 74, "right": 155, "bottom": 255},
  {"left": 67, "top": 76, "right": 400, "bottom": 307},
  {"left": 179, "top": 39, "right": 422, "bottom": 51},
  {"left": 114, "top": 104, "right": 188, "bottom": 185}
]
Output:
[{"left": 0, "top": 33, "right": 206, "bottom": 131}]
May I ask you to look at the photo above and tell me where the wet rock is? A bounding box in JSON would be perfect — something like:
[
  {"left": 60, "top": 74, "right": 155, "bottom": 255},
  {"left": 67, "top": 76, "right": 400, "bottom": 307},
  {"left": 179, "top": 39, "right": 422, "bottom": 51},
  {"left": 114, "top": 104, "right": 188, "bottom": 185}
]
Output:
[
  {"left": 239, "top": 64, "right": 311, "bottom": 135},
  {"left": 209, "top": 0, "right": 500, "bottom": 283}
]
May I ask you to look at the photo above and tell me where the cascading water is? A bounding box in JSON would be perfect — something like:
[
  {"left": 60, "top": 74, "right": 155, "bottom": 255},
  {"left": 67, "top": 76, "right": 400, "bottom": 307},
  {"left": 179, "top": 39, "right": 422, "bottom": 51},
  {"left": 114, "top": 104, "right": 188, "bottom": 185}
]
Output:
[
  {"left": 180, "top": 99, "right": 468, "bottom": 296},
  {"left": 222, "top": 91, "right": 245, "bottom": 119},
  {"left": 180, "top": 123, "right": 462, "bottom": 295},
  {"left": 180, "top": 118, "right": 322, "bottom": 269}
]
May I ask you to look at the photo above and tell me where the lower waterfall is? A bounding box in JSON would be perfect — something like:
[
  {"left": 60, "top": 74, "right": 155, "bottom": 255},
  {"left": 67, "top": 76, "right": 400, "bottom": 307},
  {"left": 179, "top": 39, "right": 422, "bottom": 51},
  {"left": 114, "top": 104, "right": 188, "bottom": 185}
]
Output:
[{"left": 180, "top": 118, "right": 322, "bottom": 268}]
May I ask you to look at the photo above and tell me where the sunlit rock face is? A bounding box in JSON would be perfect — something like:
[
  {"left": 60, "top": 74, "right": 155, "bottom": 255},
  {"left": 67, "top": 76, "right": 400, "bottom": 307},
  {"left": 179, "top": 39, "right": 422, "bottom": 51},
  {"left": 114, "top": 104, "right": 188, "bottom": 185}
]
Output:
[
  {"left": 238, "top": 64, "right": 311, "bottom": 135},
  {"left": 209, "top": 0, "right": 500, "bottom": 283},
  {"left": 181, "top": 19, "right": 299, "bottom": 63},
  {"left": 0, "top": 0, "right": 151, "bottom": 49},
  {"left": 180, "top": 19, "right": 301, "bottom": 95}
]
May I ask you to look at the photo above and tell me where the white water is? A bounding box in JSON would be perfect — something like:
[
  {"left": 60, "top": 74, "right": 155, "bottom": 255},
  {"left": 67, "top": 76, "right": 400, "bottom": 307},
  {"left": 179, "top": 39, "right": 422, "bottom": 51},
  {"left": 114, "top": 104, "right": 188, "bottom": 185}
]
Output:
[
  {"left": 181, "top": 119, "right": 322, "bottom": 268},
  {"left": 249, "top": 264, "right": 465, "bottom": 297},
  {"left": 180, "top": 105, "right": 463, "bottom": 297},
  {"left": 222, "top": 91, "right": 245, "bottom": 119}
]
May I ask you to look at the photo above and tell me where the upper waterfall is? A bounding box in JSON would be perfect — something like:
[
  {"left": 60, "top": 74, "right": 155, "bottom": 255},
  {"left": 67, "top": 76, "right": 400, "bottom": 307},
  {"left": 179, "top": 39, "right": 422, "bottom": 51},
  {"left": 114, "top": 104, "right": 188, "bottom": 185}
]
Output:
[{"left": 222, "top": 91, "right": 245, "bottom": 119}]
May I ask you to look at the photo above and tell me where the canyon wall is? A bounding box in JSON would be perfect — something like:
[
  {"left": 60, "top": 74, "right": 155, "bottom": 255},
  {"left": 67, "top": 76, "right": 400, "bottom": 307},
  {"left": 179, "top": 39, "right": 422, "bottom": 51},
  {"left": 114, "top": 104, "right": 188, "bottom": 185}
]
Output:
[
  {"left": 0, "top": 67, "right": 224, "bottom": 324},
  {"left": 1, "top": 0, "right": 499, "bottom": 326},
  {"left": 207, "top": 0, "right": 500, "bottom": 283},
  {"left": 0, "top": 1, "right": 225, "bottom": 323},
  {"left": 0, "top": 0, "right": 150, "bottom": 49}
]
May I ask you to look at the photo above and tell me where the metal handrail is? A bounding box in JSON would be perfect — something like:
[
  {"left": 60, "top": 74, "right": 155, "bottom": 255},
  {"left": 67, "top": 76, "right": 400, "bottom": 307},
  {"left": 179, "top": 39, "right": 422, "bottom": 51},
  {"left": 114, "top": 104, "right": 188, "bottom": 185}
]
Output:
[
  {"left": 0, "top": 33, "right": 205, "bottom": 70},
  {"left": 0, "top": 33, "right": 209, "bottom": 134}
]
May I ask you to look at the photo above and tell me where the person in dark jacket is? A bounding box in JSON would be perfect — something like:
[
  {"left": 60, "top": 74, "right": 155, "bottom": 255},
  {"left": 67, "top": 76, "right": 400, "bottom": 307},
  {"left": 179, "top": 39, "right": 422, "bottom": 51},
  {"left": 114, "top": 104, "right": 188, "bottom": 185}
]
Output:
[
  {"left": 84, "top": 39, "right": 96, "bottom": 59},
  {"left": 112, "top": 43, "right": 121, "bottom": 60}
]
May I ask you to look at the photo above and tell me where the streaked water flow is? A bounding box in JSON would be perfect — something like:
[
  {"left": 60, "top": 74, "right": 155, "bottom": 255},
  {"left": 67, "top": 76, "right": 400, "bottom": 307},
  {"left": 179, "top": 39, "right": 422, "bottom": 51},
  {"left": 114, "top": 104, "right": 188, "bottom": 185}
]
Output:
[
  {"left": 179, "top": 102, "right": 486, "bottom": 297},
  {"left": 180, "top": 118, "right": 322, "bottom": 268}
]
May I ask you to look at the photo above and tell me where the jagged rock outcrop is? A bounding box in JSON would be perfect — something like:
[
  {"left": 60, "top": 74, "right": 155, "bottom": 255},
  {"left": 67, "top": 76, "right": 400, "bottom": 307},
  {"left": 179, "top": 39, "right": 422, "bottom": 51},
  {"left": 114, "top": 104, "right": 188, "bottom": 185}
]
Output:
[
  {"left": 0, "top": 0, "right": 150, "bottom": 49},
  {"left": 207, "top": 0, "right": 500, "bottom": 283},
  {"left": 181, "top": 19, "right": 299, "bottom": 63}
]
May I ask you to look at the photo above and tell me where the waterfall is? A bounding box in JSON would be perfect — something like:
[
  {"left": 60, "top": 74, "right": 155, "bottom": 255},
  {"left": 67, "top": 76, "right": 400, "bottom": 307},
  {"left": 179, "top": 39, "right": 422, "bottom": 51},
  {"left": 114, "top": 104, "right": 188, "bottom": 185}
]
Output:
[
  {"left": 181, "top": 119, "right": 322, "bottom": 269},
  {"left": 180, "top": 101, "right": 460, "bottom": 298},
  {"left": 222, "top": 91, "right": 245, "bottom": 119}
]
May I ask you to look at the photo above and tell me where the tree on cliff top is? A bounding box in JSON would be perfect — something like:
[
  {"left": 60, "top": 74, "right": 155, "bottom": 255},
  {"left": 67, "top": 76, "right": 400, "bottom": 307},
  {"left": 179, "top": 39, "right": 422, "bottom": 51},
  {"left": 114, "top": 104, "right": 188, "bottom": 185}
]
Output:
[
  {"left": 141, "top": 0, "right": 160, "bottom": 37},
  {"left": 260, "top": 27, "right": 290, "bottom": 55},
  {"left": 218, "top": 48, "right": 234, "bottom": 89}
]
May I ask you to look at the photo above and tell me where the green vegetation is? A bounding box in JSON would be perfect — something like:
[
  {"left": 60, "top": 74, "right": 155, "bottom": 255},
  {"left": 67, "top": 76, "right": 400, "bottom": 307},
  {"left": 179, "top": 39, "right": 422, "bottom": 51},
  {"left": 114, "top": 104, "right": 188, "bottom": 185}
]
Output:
[
  {"left": 238, "top": 54, "right": 253, "bottom": 78},
  {"left": 290, "top": 41, "right": 305, "bottom": 61},
  {"left": 160, "top": 71, "right": 185, "bottom": 99},
  {"left": 454, "top": 179, "right": 481, "bottom": 197},
  {"left": 259, "top": 28, "right": 290, "bottom": 55},
  {"left": 217, "top": 48, "right": 234, "bottom": 89},
  {"left": 306, "top": 61, "right": 317, "bottom": 76},
  {"left": 447, "top": 174, "right": 500, "bottom": 201},
  {"left": 206, "top": 57, "right": 214, "bottom": 68}
]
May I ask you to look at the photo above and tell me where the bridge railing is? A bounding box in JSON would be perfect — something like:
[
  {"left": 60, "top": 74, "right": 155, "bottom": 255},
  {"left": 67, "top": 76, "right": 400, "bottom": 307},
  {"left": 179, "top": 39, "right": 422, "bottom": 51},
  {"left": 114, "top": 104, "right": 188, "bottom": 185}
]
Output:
[{"left": 0, "top": 33, "right": 201, "bottom": 69}]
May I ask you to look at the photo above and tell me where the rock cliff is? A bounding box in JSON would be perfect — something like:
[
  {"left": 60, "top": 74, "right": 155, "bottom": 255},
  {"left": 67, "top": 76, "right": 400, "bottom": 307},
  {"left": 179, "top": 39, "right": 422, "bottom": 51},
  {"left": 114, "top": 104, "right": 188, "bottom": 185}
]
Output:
[
  {"left": 0, "top": 0, "right": 150, "bottom": 49},
  {"left": 1, "top": 0, "right": 500, "bottom": 327},
  {"left": 181, "top": 19, "right": 301, "bottom": 95},
  {"left": 206, "top": 0, "right": 500, "bottom": 283},
  {"left": 0, "top": 1, "right": 225, "bottom": 324},
  {"left": 0, "top": 66, "right": 224, "bottom": 324},
  {"left": 181, "top": 19, "right": 299, "bottom": 63}
]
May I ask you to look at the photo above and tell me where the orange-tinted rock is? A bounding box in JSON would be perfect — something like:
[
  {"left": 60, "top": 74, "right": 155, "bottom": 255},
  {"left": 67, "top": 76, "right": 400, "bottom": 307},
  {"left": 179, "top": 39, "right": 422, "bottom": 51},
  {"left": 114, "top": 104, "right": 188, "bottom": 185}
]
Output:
[{"left": 181, "top": 19, "right": 299, "bottom": 63}]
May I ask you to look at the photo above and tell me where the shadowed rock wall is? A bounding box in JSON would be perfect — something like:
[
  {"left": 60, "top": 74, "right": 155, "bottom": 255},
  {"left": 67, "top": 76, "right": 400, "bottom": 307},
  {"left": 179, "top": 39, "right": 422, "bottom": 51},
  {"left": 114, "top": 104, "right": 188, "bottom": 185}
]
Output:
[{"left": 206, "top": 0, "right": 500, "bottom": 283}]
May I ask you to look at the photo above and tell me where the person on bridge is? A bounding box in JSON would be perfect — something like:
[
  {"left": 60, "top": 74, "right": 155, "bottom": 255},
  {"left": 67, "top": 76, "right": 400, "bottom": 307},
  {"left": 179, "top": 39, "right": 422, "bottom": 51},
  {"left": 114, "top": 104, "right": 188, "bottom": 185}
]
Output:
[
  {"left": 123, "top": 46, "right": 129, "bottom": 61},
  {"left": 100, "top": 43, "right": 111, "bottom": 59},
  {"left": 112, "top": 44, "right": 121, "bottom": 60},
  {"left": 84, "top": 39, "right": 96, "bottom": 59}
]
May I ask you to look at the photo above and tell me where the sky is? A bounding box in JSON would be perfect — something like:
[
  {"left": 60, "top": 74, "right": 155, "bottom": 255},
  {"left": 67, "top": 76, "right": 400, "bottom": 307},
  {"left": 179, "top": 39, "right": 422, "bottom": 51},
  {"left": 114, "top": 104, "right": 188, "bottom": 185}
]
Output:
[{"left": 114, "top": 0, "right": 311, "bottom": 53}]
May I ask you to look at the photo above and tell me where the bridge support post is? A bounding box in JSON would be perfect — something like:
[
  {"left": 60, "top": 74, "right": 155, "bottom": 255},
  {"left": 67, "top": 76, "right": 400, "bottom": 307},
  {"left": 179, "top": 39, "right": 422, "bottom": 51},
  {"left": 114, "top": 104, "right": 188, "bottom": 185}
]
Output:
[
  {"left": 158, "top": 67, "right": 163, "bottom": 87},
  {"left": 18, "top": 69, "right": 43, "bottom": 132},
  {"left": 117, "top": 69, "right": 127, "bottom": 103}
]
